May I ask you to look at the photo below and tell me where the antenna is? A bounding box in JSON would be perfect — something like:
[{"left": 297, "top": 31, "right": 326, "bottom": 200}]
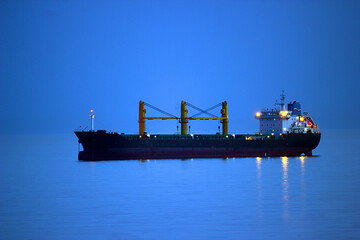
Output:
[
  {"left": 275, "top": 90, "right": 286, "bottom": 110},
  {"left": 90, "top": 110, "right": 95, "bottom": 131},
  {"left": 280, "top": 90, "right": 285, "bottom": 103}
]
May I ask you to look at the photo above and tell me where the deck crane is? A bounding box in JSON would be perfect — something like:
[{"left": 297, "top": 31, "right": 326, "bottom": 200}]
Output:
[
  {"left": 139, "top": 100, "right": 228, "bottom": 135},
  {"left": 139, "top": 101, "right": 179, "bottom": 135}
]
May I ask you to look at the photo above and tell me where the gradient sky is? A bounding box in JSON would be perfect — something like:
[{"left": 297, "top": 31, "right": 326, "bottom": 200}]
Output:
[{"left": 1, "top": 0, "right": 359, "bottom": 135}]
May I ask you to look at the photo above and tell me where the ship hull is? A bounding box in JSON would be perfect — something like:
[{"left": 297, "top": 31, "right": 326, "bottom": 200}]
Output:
[{"left": 75, "top": 131, "right": 321, "bottom": 161}]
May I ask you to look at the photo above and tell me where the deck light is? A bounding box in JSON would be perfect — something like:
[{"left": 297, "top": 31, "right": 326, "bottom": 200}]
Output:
[
  {"left": 90, "top": 110, "right": 95, "bottom": 131},
  {"left": 256, "top": 112, "right": 261, "bottom": 117},
  {"left": 280, "top": 111, "right": 288, "bottom": 117}
]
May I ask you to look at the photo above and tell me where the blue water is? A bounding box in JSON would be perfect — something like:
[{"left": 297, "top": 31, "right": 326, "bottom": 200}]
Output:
[{"left": 1, "top": 130, "right": 360, "bottom": 239}]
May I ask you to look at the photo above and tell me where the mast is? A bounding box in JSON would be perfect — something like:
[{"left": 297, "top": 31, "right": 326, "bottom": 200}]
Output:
[
  {"left": 90, "top": 110, "right": 95, "bottom": 131},
  {"left": 181, "top": 101, "right": 188, "bottom": 135},
  {"left": 275, "top": 90, "right": 286, "bottom": 110}
]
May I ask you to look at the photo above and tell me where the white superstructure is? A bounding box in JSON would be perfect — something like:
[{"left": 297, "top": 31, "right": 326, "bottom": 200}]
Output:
[{"left": 255, "top": 94, "right": 319, "bottom": 135}]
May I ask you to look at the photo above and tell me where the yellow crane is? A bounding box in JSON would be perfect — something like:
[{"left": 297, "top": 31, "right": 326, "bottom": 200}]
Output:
[{"left": 139, "top": 100, "right": 228, "bottom": 135}]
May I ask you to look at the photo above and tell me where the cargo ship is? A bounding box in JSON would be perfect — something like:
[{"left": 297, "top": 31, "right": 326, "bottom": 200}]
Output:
[{"left": 75, "top": 94, "right": 321, "bottom": 161}]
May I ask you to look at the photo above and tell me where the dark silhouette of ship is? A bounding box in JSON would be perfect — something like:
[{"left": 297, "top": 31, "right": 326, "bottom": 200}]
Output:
[{"left": 75, "top": 94, "right": 321, "bottom": 161}]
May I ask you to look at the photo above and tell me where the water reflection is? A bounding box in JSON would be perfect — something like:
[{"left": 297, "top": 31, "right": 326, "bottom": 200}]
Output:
[
  {"left": 256, "top": 157, "right": 263, "bottom": 219},
  {"left": 256, "top": 156, "right": 307, "bottom": 220},
  {"left": 299, "top": 156, "right": 306, "bottom": 211},
  {"left": 300, "top": 156, "right": 305, "bottom": 177},
  {"left": 256, "top": 157, "right": 262, "bottom": 177},
  {"left": 281, "top": 156, "right": 289, "bottom": 218}
]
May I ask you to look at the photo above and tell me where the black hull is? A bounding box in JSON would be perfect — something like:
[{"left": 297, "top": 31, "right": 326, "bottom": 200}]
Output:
[{"left": 75, "top": 131, "right": 321, "bottom": 161}]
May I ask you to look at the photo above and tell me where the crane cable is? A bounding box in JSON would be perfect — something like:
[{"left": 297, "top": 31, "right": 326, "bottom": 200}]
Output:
[
  {"left": 187, "top": 102, "right": 223, "bottom": 118},
  {"left": 143, "top": 102, "right": 179, "bottom": 119}
]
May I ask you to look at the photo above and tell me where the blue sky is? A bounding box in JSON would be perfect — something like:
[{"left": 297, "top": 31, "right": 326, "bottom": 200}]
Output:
[{"left": 1, "top": 0, "right": 359, "bottom": 135}]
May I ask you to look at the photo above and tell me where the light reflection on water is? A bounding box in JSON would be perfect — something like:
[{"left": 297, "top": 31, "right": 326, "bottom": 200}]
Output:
[
  {"left": 281, "top": 157, "right": 289, "bottom": 218},
  {"left": 300, "top": 156, "right": 305, "bottom": 177},
  {"left": 299, "top": 156, "right": 306, "bottom": 214},
  {"left": 256, "top": 156, "right": 309, "bottom": 221},
  {"left": 256, "top": 157, "right": 262, "bottom": 220},
  {"left": 256, "top": 157, "right": 262, "bottom": 176}
]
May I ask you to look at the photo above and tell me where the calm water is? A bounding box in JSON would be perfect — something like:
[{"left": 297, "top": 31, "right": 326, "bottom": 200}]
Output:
[{"left": 1, "top": 130, "right": 359, "bottom": 239}]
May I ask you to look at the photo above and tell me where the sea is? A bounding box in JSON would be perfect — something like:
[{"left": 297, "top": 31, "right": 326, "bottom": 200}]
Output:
[{"left": 1, "top": 129, "right": 359, "bottom": 240}]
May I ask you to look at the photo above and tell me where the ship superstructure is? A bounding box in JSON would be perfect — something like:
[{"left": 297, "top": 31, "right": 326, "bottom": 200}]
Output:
[{"left": 255, "top": 94, "right": 319, "bottom": 135}]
